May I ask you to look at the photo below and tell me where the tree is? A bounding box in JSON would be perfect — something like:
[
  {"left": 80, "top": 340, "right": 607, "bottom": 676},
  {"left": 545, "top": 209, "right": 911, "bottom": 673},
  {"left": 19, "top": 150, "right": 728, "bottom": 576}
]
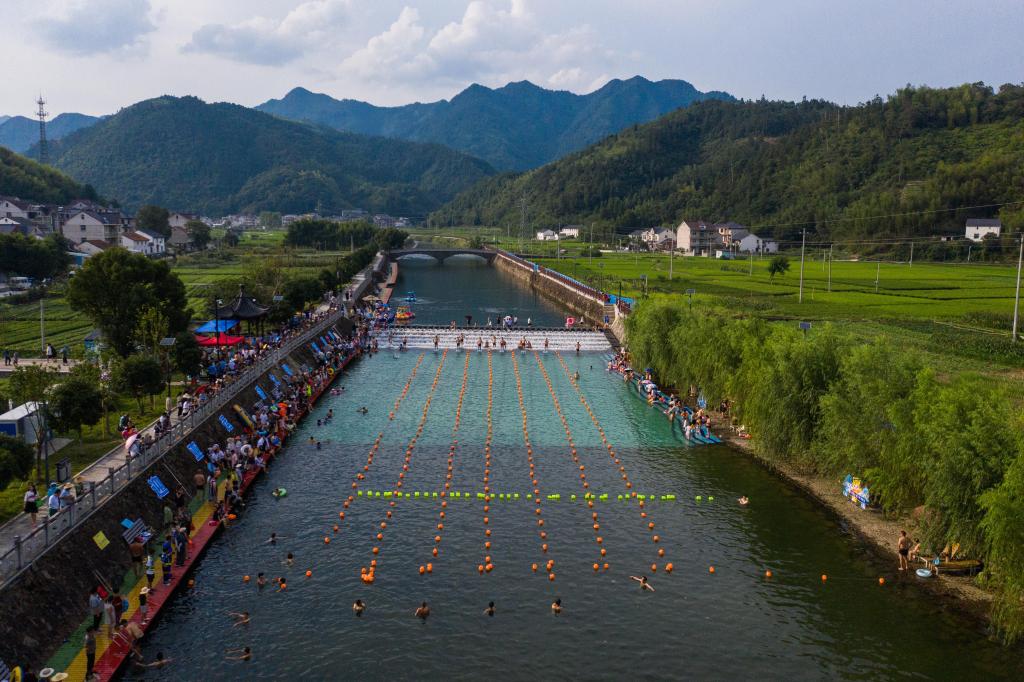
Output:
[
  {"left": 47, "top": 376, "right": 103, "bottom": 443},
  {"left": 7, "top": 365, "right": 58, "bottom": 479},
  {"left": 114, "top": 355, "right": 165, "bottom": 412},
  {"left": 258, "top": 211, "right": 282, "bottom": 229},
  {"left": 284, "top": 276, "right": 323, "bottom": 311},
  {"left": 171, "top": 331, "right": 204, "bottom": 378},
  {"left": 66, "top": 248, "right": 190, "bottom": 356},
  {"left": 136, "top": 205, "right": 171, "bottom": 238},
  {"left": 222, "top": 230, "right": 240, "bottom": 247},
  {"left": 0, "top": 434, "right": 34, "bottom": 490},
  {"left": 185, "top": 219, "right": 211, "bottom": 250},
  {"left": 767, "top": 255, "right": 791, "bottom": 280},
  {"left": 135, "top": 307, "right": 170, "bottom": 357}
]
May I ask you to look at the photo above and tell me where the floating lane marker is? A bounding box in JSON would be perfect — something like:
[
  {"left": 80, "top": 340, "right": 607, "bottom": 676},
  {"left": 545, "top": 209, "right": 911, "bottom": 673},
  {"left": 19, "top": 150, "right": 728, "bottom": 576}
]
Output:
[
  {"left": 363, "top": 350, "right": 448, "bottom": 582},
  {"left": 534, "top": 352, "right": 608, "bottom": 571},
  {"left": 555, "top": 352, "right": 669, "bottom": 571},
  {"left": 479, "top": 351, "right": 496, "bottom": 575}
]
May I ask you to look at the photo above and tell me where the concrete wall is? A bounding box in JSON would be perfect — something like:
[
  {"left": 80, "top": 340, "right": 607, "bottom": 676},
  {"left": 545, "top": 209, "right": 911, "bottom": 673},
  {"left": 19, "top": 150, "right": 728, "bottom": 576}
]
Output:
[
  {"left": 493, "top": 254, "right": 606, "bottom": 327},
  {"left": 0, "top": 327, "right": 343, "bottom": 669}
]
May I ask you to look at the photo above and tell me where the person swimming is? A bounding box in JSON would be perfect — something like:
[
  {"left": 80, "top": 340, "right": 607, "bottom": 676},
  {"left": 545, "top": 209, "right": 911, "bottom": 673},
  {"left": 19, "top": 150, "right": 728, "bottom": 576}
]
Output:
[
  {"left": 415, "top": 602, "right": 430, "bottom": 622},
  {"left": 551, "top": 598, "right": 562, "bottom": 615},
  {"left": 285, "top": 552, "right": 294, "bottom": 566},
  {"left": 357, "top": 406, "right": 369, "bottom": 414},
  {"left": 484, "top": 601, "right": 496, "bottom": 617},
  {"left": 353, "top": 599, "right": 365, "bottom": 617},
  {"left": 265, "top": 532, "right": 286, "bottom": 544},
  {"left": 256, "top": 573, "right": 267, "bottom": 589},
  {"left": 630, "top": 575, "right": 655, "bottom": 592},
  {"left": 229, "top": 611, "right": 250, "bottom": 626},
  {"left": 738, "top": 496, "right": 749, "bottom": 506},
  {"left": 225, "top": 646, "right": 252, "bottom": 661}
]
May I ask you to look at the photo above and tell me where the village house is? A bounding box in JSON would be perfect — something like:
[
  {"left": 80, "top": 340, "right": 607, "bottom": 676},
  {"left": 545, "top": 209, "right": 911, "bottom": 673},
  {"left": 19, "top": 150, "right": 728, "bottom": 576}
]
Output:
[
  {"left": 74, "top": 239, "right": 113, "bottom": 256},
  {"left": 120, "top": 230, "right": 165, "bottom": 256},
  {"left": 535, "top": 229, "right": 558, "bottom": 241},
  {"left": 736, "top": 233, "right": 780, "bottom": 254},
  {"left": 642, "top": 227, "right": 676, "bottom": 251},
  {"left": 965, "top": 218, "right": 1001, "bottom": 242},
  {"left": 61, "top": 209, "right": 124, "bottom": 243},
  {"left": 168, "top": 225, "right": 193, "bottom": 251},
  {"left": 0, "top": 196, "right": 30, "bottom": 220},
  {"left": 675, "top": 219, "right": 722, "bottom": 256},
  {"left": 559, "top": 226, "right": 581, "bottom": 239}
]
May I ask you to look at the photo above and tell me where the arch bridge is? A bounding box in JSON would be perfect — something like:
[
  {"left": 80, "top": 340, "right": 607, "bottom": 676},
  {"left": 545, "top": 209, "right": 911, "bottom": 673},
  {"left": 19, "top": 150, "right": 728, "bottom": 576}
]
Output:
[{"left": 386, "top": 248, "right": 496, "bottom": 263}]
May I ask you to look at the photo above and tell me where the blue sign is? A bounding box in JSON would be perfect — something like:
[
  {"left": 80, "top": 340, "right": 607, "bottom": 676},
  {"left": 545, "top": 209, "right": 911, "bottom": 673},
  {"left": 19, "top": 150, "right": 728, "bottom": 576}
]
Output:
[
  {"left": 320, "top": 336, "right": 329, "bottom": 347},
  {"left": 147, "top": 476, "right": 170, "bottom": 499},
  {"left": 311, "top": 341, "right": 321, "bottom": 354},
  {"left": 281, "top": 363, "right": 293, "bottom": 377},
  {"left": 268, "top": 373, "right": 281, "bottom": 386},
  {"left": 218, "top": 414, "right": 234, "bottom": 432},
  {"left": 254, "top": 385, "right": 268, "bottom": 400},
  {"left": 186, "top": 441, "right": 204, "bottom": 461}
]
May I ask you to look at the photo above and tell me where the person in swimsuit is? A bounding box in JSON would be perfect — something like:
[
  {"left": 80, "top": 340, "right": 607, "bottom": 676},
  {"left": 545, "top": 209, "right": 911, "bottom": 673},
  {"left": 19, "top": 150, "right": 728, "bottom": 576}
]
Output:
[
  {"left": 897, "top": 530, "right": 910, "bottom": 571},
  {"left": 229, "top": 611, "right": 250, "bottom": 626},
  {"left": 225, "top": 647, "right": 252, "bottom": 661},
  {"left": 415, "top": 602, "right": 430, "bottom": 622},
  {"left": 738, "top": 496, "right": 749, "bottom": 506},
  {"left": 353, "top": 599, "right": 365, "bottom": 617},
  {"left": 630, "top": 575, "right": 655, "bottom": 592},
  {"left": 551, "top": 598, "right": 562, "bottom": 615},
  {"left": 484, "top": 601, "right": 496, "bottom": 617}
]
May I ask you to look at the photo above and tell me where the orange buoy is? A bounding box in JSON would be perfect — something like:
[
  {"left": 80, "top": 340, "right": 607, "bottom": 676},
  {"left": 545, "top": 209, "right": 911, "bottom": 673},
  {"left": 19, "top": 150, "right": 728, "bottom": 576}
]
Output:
[
  {"left": 432, "top": 548, "right": 439, "bottom": 557},
  {"left": 593, "top": 563, "right": 599, "bottom": 571},
  {"left": 485, "top": 541, "right": 491, "bottom": 549},
  {"left": 709, "top": 566, "right": 715, "bottom": 574},
  {"left": 665, "top": 563, "right": 673, "bottom": 573},
  {"left": 243, "top": 575, "right": 250, "bottom": 582},
  {"left": 419, "top": 565, "right": 426, "bottom": 575},
  {"left": 878, "top": 577, "right": 885, "bottom": 585},
  {"left": 548, "top": 572, "right": 556, "bottom": 581},
  {"left": 435, "top": 535, "right": 442, "bottom": 543},
  {"left": 821, "top": 574, "right": 828, "bottom": 582},
  {"left": 478, "top": 564, "right": 485, "bottom": 574},
  {"left": 376, "top": 533, "right": 383, "bottom": 540},
  {"left": 426, "top": 563, "right": 433, "bottom": 573},
  {"left": 305, "top": 570, "right": 312, "bottom": 578},
  {"left": 765, "top": 570, "right": 772, "bottom": 579},
  {"left": 372, "top": 546, "right": 379, "bottom": 554},
  {"left": 652, "top": 535, "right": 660, "bottom": 543},
  {"left": 600, "top": 548, "right": 607, "bottom": 556},
  {"left": 541, "top": 543, "right": 548, "bottom": 552},
  {"left": 324, "top": 537, "right": 331, "bottom": 544},
  {"left": 650, "top": 564, "right": 657, "bottom": 572},
  {"left": 333, "top": 525, "right": 339, "bottom": 533},
  {"left": 658, "top": 548, "right": 665, "bottom": 557}
]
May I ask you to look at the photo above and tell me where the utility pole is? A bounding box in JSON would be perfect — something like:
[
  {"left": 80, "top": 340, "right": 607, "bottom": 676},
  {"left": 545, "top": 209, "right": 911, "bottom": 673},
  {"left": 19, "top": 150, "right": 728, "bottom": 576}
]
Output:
[
  {"left": 40, "top": 297, "right": 45, "bottom": 354},
  {"left": 1013, "top": 236, "right": 1023, "bottom": 343},
  {"left": 588, "top": 223, "right": 594, "bottom": 267},
  {"left": 909, "top": 241, "right": 914, "bottom": 268},
  {"left": 36, "top": 96, "right": 48, "bottom": 166},
  {"left": 875, "top": 260, "right": 881, "bottom": 294},
  {"left": 669, "top": 243, "right": 674, "bottom": 280},
  {"left": 519, "top": 196, "right": 526, "bottom": 254},
  {"left": 798, "top": 229, "right": 806, "bottom": 303},
  {"left": 827, "top": 244, "right": 833, "bottom": 292},
  {"left": 749, "top": 250, "right": 753, "bottom": 276}
]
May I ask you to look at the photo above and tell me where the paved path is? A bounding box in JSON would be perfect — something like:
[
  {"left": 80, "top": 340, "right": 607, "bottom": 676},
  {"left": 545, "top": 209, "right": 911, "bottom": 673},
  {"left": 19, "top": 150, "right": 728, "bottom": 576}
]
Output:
[{"left": 0, "top": 357, "right": 80, "bottom": 376}]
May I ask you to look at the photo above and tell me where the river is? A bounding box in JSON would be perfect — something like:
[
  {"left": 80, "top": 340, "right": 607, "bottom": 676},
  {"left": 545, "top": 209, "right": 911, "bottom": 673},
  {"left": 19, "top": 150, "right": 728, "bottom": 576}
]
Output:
[{"left": 129, "top": 258, "right": 1021, "bottom": 680}]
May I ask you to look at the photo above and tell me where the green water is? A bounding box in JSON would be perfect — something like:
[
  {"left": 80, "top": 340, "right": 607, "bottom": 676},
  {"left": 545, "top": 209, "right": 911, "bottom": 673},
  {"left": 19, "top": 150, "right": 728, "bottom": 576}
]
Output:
[{"left": 129, "top": 261, "right": 1021, "bottom": 680}]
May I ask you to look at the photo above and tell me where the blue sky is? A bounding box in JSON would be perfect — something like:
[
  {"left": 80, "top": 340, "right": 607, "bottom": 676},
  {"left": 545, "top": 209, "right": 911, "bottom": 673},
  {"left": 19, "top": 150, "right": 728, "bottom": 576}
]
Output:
[{"left": 4, "top": 0, "right": 1023, "bottom": 116}]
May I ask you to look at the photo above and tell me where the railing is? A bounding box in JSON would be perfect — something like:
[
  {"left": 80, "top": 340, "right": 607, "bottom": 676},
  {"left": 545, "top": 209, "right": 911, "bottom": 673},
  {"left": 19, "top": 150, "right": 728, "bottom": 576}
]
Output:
[{"left": 0, "top": 309, "right": 345, "bottom": 589}]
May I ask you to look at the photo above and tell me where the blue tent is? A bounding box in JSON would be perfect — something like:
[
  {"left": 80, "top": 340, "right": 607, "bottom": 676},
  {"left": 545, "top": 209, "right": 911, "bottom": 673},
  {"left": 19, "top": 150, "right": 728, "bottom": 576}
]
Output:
[{"left": 195, "top": 319, "right": 240, "bottom": 333}]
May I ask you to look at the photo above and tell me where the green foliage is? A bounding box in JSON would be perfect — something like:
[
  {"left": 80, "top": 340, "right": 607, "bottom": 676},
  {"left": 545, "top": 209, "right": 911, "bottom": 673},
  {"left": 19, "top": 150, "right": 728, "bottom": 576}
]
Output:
[
  {"left": 185, "top": 219, "right": 211, "bottom": 249},
  {"left": 66, "top": 248, "right": 190, "bottom": 356},
  {"left": 437, "top": 83, "right": 1024, "bottom": 248},
  {"left": 49, "top": 95, "right": 494, "bottom": 214},
  {"left": 0, "top": 146, "right": 98, "bottom": 204},
  {"left": 258, "top": 212, "right": 282, "bottom": 229},
  {"left": 171, "top": 331, "right": 204, "bottom": 377},
  {"left": 0, "top": 233, "right": 72, "bottom": 279},
  {"left": 284, "top": 276, "right": 322, "bottom": 311},
  {"left": 980, "top": 451, "right": 1024, "bottom": 643},
  {"left": 0, "top": 434, "right": 34, "bottom": 490},
  {"left": 284, "top": 219, "right": 376, "bottom": 250},
  {"left": 113, "top": 354, "right": 164, "bottom": 412},
  {"left": 222, "top": 230, "right": 240, "bottom": 247},
  {"left": 767, "top": 255, "right": 790, "bottom": 280},
  {"left": 135, "top": 205, "right": 170, "bottom": 237},
  {"left": 47, "top": 375, "right": 103, "bottom": 441}
]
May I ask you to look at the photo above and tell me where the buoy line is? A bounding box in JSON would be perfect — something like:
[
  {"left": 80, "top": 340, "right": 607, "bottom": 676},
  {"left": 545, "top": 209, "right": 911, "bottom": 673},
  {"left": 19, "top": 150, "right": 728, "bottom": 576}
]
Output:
[
  {"left": 420, "top": 350, "right": 470, "bottom": 577},
  {"left": 362, "top": 350, "right": 448, "bottom": 582},
  {"left": 555, "top": 352, "right": 670, "bottom": 573},
  {"left": 331, "top": 353, "right": 426, "bottom": 546},
  {"left": 478, "top": 350, "right": 496, "bottom": 575},
  {"left": 533, "top": 352, "right": 609, "bottom": 573},
  {"left": 510, "top": 351, "right": 557, "bottom": 581}
]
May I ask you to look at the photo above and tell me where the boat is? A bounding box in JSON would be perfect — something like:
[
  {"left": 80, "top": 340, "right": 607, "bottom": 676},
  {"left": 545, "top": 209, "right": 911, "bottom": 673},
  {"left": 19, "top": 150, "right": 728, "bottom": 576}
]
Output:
[
  {"left": 395, "top": 306, "right": 416, "bottom": 322},
  {"left": 404, "top": 291, "right": 417, "bottom": 303}
]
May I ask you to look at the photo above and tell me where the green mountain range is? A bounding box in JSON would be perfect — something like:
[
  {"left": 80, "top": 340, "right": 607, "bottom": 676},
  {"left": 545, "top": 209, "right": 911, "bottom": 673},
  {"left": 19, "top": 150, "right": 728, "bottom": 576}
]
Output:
[
  {"left": 0, "top": 146, "right": 98, "bottom": 205},
  {"left": 435, "top": 83, "right": 1024, "bottom": 241},
  {"left": 38, "top": 96, "right": 494, "bottom": 215},
  {"left": 0, "top": 113, "right": 101, "bottom": 153},
  {"left": 257, "top": 77, "right": 733, "bottom": 171}
]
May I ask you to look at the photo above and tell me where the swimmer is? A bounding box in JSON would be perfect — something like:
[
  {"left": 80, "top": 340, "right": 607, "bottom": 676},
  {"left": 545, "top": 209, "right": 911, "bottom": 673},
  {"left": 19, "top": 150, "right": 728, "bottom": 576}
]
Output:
[
  {"left": 135, "top": 652, "right": 172, "bottom": 669},
  {"left": 316, "top": 441, "right": 322, "bottom": 450},
  {"left": 308, "top": 436, "right": 315, "bottom": 444},
  {"left": 357, "top": 406, "right": 369, "bottom": 415},
  {"left": 225, "top": 646, "right": 252, "bottom": 661},
  {"left": 285, "top": 552, "right": 294, "bottom": 567},
  {"left": 265, "top": 532, "right": 287, "bottom": 544},
  {"left": 229, "top": 611, "right": 250, "bottom": 626},
  {"left": 630, "top": 575, "right": 655, "bottom": 592},
  {"left": 551, "top": 598, "right": 562, "bottom": 615},
  {"left": 484, "top": 601, "right": 496, "bottom": 617},
  {"left": 316, "top": 419, "right": 321, "bottom": 427},
  {"left": 271, "top": 488, "right": 286, "bottom": 498},
  {"left": 353, "top": 599, "right": 365, "bottom": 617},
  {"left": 256, "top": 573, "right": 267, "bottom": 589},
  {"left": 738, "top": 496, "right": 749, "bottom": 506},
  {"left": 415, "top": 602, "right": 430, "bottom": 622},
  {"left": 277, "top": 578, "right": 288, "bottom": 592},
  {"left": 573, "top": 371, "right": 580, "bottom": 382}
]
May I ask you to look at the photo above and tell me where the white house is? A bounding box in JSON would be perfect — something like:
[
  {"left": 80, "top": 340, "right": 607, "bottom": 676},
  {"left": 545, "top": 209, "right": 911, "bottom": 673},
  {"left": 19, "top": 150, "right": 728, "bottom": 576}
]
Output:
[
  {"left": 0, "top": 197, "right": 30, "bottom": 220},
  {"left": 120, "top": 230, "right": 165, "bottom": 256},
  {"left": 535, "top": 229, "right": 558, "bottom": 241},
  {"left": 61, "top": 210, "right": 123, "bottom": 244},
  {"left": 559, "top": 226, "right": 581, "bottom": 239},
  {"left": 642, "top": 227, "right": 676, "bottom": 250},
  {"left": 168, "top": 212, "right": 198, "bottom": 229},
  {"left": 136, "top": 229, "right": 165, "bottom": 255},
  {"left": 676, "top": 220, "right": 721, "bottom": 256},
  {"left": 715, "top": 222, "right": 750, "bottom": 250},
  {"left": 737, "top": 233, "right": 779, "bottom": 254},
  {"left": 965, "top": 218, "right": 1001, "bottom": 242},
  {"left": 75, "top": 239, "right": 112, "bottom": 256}
]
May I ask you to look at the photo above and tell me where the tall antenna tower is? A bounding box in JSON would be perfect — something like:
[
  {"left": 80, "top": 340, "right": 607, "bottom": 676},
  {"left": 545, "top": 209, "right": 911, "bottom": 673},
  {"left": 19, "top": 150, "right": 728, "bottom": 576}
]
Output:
[{"left": 36, "top": 96, "right": 49, "bottom": 165}]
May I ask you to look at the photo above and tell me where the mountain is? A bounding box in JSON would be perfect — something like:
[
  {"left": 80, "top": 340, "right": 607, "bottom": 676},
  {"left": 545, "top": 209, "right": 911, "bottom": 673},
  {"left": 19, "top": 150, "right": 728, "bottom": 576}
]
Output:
[
  {"left": 0, "top": 146, "right": 99, "bottom": 204},
  {"left": 257, "top": 77, "right": 733, "bottom": 170},
  {"left": 0, "top": 113, "right": 101, "bottom": 153},
  {"left": 39, "top": 95, "right": 495, "bottom": 215},
  {"left": 434, "top": 82, "right": 1024, "bottom": 242}
]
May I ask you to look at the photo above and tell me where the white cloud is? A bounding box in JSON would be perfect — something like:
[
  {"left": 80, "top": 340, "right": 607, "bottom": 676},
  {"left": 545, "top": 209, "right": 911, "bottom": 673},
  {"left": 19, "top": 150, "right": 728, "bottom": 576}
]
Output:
[
  {"left": 183, "top": 0, "right": 350, "bottom": 66},
  {"left": 338, "top": 0, "right": 621, "bottom": 93},
  {"left": 33, "top": 0, "right": 156, "bottom": 56}
]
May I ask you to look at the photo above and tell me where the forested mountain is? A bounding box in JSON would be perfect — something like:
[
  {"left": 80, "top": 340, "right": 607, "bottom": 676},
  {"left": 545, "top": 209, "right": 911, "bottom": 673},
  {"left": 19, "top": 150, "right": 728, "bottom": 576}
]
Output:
[
  {"left": 38, "top": 96, "right": 494, "bottom": 215},
  {"left": 0, "top": 113, "right": 101, "bottom": 153},
  {"left": 257, "top": 77, "right": 733, "bottom": 170},
  {"left": 0, "top": 147, "right": 99, "bottom": 204},
  {"left": 434, "top": 83, "right": 1024, "bottom": 243}
]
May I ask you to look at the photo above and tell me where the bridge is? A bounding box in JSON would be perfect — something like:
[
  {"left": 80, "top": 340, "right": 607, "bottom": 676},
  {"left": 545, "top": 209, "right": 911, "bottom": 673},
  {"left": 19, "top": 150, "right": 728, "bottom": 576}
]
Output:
[{"left": 385, "top": 248, "right": 496, "bottom": 263}]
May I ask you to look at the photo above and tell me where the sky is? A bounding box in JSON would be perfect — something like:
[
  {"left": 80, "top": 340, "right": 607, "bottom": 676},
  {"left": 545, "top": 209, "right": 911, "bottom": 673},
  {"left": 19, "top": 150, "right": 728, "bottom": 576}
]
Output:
[{"left": 3, "top": 0, "right": 1023, "bottom": 117}]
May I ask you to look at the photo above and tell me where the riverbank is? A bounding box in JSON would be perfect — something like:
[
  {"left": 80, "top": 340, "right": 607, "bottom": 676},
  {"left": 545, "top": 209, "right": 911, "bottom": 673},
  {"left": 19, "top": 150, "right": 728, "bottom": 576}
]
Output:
[{"left": 719, "top": 430, "right": 996, "bottom": 627}]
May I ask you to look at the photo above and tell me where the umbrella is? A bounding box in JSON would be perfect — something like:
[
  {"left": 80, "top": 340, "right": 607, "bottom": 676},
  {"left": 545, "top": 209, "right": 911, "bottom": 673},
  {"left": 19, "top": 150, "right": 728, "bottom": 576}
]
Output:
[
  {"left": 195, "top": 333, "right": 245, "bottom": 347},
  {"left": 363, "top": 295, "right": 381, "bottom": 302},
  {"left": 124, "top": 434, "right": 139, "bottom": 452}
]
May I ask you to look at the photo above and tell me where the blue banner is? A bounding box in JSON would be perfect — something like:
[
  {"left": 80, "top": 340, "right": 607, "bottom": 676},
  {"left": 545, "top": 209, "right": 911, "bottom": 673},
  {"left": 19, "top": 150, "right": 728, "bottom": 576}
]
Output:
[
  {"left": 147, "top": 476, "right": 170, "bottom": 499},
  {"left": 218, "top": 414, "right": 234, "bottom": 432},
  {"left": 310, "top": 341, "right": 321, "bottom": 354},
  {"left": 281, "top": 363, "right": 293, "bottom": 376},
  {"left": 254, "top": 385, "right": 268, "bottom": 400},
  {"left": 320, "top": 335, "right": 329, "bottom": 347},
  {"left": 186, "top": 441, "right": 204, "bottom": 461},
  {"left": 268, "top": 373, "right": 281, "bottom": 386}
]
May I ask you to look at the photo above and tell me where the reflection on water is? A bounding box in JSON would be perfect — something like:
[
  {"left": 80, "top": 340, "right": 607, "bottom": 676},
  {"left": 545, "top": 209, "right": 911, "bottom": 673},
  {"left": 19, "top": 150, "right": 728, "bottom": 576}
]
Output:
[{"left": 129, "top": 264, "right": 1022, "bottom": 681}]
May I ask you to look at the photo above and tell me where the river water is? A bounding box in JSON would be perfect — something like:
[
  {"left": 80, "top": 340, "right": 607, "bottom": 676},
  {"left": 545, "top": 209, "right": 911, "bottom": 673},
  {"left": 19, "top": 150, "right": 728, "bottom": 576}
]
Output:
[{"left": 130, "top": 259, "right": 1021, "bottom": 680}]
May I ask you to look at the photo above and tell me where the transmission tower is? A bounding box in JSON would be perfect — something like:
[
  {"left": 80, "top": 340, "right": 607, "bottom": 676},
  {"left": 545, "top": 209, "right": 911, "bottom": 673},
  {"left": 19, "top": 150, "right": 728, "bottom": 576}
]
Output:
[{"left": 36, "top": 96, "right": 49, "bottom": 165}]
